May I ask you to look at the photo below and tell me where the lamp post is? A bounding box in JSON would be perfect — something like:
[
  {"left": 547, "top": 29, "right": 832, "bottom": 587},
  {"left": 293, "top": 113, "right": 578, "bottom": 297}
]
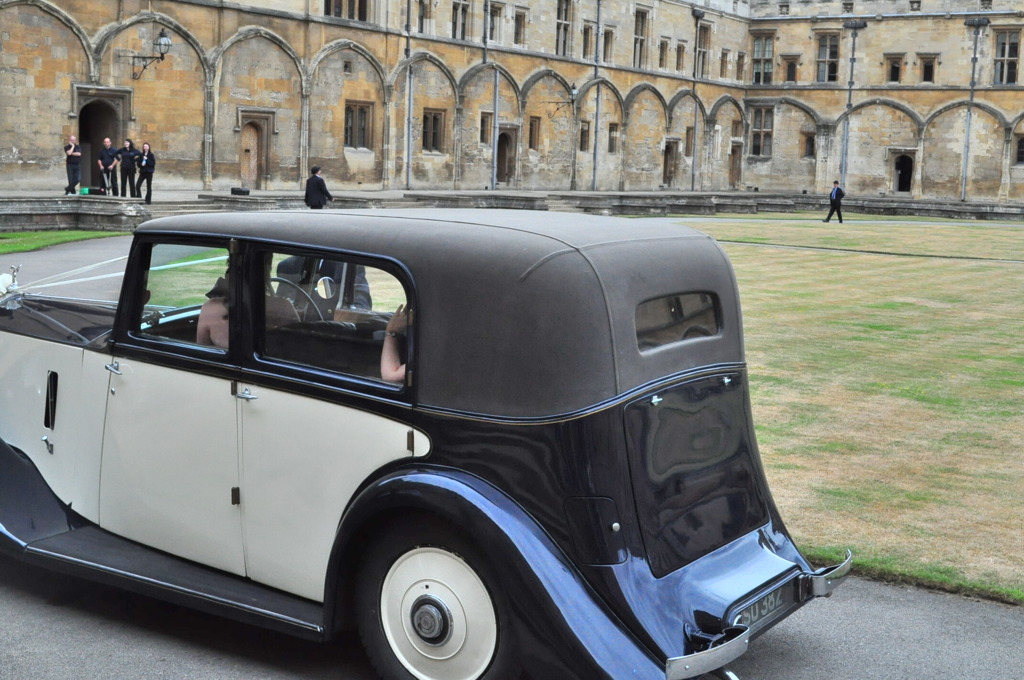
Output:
[
  {"left": 962, "top": 16, "right": 990, "bottom": 202},
  {"left": 838, "top": 20, "right": 867, "bottom": 188},
  {"left": 690, "top": 8, "right": 705, "bottom": 191},
  {"left": 131, "top": 28, "right": 173, "bottom": 80}
]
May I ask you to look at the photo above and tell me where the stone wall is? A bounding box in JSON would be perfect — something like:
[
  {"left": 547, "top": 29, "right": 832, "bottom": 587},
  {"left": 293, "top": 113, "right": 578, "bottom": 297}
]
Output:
[{"left": 3, "top": 0, "right": 1024, "bottom": 201}]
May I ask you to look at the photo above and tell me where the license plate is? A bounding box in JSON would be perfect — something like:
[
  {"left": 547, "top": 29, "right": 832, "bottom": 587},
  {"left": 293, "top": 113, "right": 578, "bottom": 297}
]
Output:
[{"left": 734, "top": 580, "right": 795, "bottom": 630}]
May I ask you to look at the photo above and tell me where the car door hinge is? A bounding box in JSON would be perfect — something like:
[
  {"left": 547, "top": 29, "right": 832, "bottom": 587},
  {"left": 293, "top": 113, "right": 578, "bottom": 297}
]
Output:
[
  {"left": 407, "top": 429, "right": 415, "bottom": 454},
  {"left": 231, "top": 487, "right": 240, "bottom": 505}
]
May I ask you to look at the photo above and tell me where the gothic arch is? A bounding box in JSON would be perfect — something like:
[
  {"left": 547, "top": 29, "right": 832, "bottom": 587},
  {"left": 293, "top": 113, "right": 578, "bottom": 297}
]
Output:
[
  {"left": 839, "top": 98, "right": 925, "bottom": 135},
  {"left": 458, "top": 62, "right": 523, "bottom": 111},
  {"left": 576, "top": 77, "right": 624, "bottom": 114},
  {"left": 521, "top": 68, "right": 574, "bottom": 102},
  {"left": 622, "top": 83, "right": 668, "bottom": 124},
  {"left": 389, "top": 51, "right": 460, "bottom": 108},
  {"left": 667, "top": 90, "right": 708, "bottom": 124},
  {"left": 93, "top": 12, "right": 212, "bottom": 84},
  {"left": 311, "top": 39, "right": 388, "bottom": 99},
  {"left": 211, "top": 26, "right": 307, "bottom": 93},
  {"left": 0, "top": 0, "right": 96, "bottom": 80},
  {"left": 924, "top": 100, "right": 1008, "bottom": 132}
]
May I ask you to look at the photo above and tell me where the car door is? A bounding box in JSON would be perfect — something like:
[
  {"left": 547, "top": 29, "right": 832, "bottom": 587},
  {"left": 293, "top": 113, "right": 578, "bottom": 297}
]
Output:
[
  {"left": 236, "top": 249, "right": 428, "bottom": 601},
  {"left": 98, "top": 241, "right": 246, "bottom": 576}
]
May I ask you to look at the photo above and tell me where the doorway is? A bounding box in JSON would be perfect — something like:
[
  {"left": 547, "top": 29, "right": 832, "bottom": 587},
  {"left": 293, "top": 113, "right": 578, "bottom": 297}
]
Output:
[
  {"left": 496, "top": 130, "right": 516, "bottom": 184},
  {"left": 79, "top": 100, "right": 119, "bottom": 189},
  {"left": 662, "top": 140, "right": 679, "bottom": 187},
  {"left": 729, "top": 143, "right": 743, "bottom": 189},
  {"left": 894, "top": 154, "right": 913, "bottom": 193},
  {"left": 241, "top": 122, "right": 262, "bottom": 189}
]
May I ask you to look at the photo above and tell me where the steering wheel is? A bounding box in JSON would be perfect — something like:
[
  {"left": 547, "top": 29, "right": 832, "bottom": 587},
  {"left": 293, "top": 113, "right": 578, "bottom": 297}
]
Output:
[{"left": 270, "top": 276, "right": 324, "bottom": 321}]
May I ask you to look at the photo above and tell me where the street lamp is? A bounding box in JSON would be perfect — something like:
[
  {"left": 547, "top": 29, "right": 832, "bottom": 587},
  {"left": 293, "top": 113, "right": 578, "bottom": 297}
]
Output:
[
  {"left": 838, "top": 20, "right": 867, "bottom": 188},
  {"left": 961, "top": 17, "right": 991, "bottom": 201},
  {"left": 131, "top": 28, "right": 173, "bottom": 80}
]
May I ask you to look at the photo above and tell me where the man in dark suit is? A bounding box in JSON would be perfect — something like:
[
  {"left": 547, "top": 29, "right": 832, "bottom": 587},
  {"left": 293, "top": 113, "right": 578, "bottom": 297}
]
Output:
[
  {"left": 823, "top": 180, "right": 844, "bottom": 223},
  {"left": 304, "top": 166, "right": 333, "bottom": 209}
]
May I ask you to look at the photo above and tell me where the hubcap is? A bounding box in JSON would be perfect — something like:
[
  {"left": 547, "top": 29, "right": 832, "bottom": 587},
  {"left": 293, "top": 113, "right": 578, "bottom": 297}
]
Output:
[
  {"left": 411, "top": 595, "right": 453, "bottom": 646},
  {"left": 380, "top": 546, "right": 498, "bottom": 680}
]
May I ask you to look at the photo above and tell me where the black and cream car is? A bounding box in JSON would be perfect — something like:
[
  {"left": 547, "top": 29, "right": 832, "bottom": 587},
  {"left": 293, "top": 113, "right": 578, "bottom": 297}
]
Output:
[{"left": 0, "top": 210, "right": 850, "bottom": 680}]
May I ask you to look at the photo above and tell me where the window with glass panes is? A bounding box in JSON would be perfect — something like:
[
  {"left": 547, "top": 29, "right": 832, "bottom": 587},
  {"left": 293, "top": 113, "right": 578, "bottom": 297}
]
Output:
[
  {"left": 344, "top": 102, "right": 372, "bottom": 148},
  {"left": 423, "top": 109, "right": 444, "bottom": 151},
  {"left": 695, "top": 24, "right": 710, "bottom": 77},
  {"left": 556, "top": 0, "right": 571, "bottom": 56},
  {"left": 750, "top": 107, "right": 773, "bottom": 156},
  {"left": 451, "top": 0, "right": 468, "bottom": 39},
  {"left": 995, "top": 31, "right": 1019, "bottom": 84},
  {"left": 816, "top": 34, "right": 839, "bottom": 82},
  {"left": 752, "top": 35, "right": 773, "bottom": 84},
  {"left": 633, "top": 9, "right": 649, "bottom": 69}
]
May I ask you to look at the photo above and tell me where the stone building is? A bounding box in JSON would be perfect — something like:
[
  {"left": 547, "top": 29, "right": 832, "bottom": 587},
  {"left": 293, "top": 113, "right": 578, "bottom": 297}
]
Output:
[{"left": 1, "top": 0, "right": 1022, "bottom": 201}]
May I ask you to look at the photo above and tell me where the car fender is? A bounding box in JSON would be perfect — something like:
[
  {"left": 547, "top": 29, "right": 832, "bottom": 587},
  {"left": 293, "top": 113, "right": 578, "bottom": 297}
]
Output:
[{"left": 325, "top": 465, "right": 666, "bottom": 680}]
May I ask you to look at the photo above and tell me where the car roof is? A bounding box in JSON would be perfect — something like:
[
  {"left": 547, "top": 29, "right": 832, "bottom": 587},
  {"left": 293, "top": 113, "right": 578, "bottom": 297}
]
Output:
[{"left": 138, "top": 209, "right": 744, "bottom": 419}]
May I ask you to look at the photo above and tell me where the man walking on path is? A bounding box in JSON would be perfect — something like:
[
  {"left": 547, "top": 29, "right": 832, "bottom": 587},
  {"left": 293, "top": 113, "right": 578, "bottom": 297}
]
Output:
[
  {"left": 304, "top": 166, "right": 333, "bottom": 209},
  {"left": 97, "top": 137, "right": 119, "bottom": 196},
  {"left": 823, "top": 180, "right": 844, "bottom": 223},
  {"left": 63, "top": 135, "right": 81, "bottom": 196}
]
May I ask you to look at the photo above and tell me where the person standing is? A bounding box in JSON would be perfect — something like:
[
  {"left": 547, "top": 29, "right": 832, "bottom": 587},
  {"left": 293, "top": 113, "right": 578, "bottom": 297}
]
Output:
[
  {"left": 117, "top": 139, "right": 140, "bottom": 198},
  {"left": 135, "top": 142, "right": 156, "bottom": 204},
  {"left": 304, "top": 166, "right": 333, "bottom": 209},
  {"left": 63, "top": 134, "right": 81, "bottom": 195},
  {"left": 97, "top": 137, "right": 119, "bottom": 196},
  {"left": 822, "top": 180, "right": 844, "bottom": 224}
]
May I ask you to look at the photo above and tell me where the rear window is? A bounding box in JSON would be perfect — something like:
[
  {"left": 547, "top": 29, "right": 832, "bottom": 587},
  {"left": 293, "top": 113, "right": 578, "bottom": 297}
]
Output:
[{"left": 635, "top": 292, "right": 719, "bottom": 351}]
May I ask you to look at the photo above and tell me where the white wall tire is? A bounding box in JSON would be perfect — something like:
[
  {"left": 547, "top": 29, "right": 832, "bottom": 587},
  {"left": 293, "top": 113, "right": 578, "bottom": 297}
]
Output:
[{"left": 356, "top": 518, "right": 518, "bottom": 680}]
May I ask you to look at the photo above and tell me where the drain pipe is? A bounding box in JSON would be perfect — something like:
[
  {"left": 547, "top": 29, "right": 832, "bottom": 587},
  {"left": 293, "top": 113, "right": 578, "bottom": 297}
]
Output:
[
  {"left": 690, "top": 8, "right": 705, "bottom": 191},
  {"left": 839, "top": 20, "right": 867, "bottom": 189},
  {"left": 404, "top": 0, "right": 413, "bottom": 190},
  {"left": 962, "top": 16, "right": 990, "bottom": 202}
]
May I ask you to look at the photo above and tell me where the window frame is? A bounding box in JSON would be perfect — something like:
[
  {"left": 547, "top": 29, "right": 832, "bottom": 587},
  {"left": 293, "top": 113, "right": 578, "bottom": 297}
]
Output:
[
  {"left": 344, "top": 101, "right": 373, "bottom": 149},
  {"left": 555, "top": 0, "right": 571, "bottom": 57},
  {"left": 816, "top": 33, "right": 840, "bottom": 83},
  {"left": 752, "top": 35, "right": 774, "bottom": 84},
  {"left": 422, "top": 109, "right": 445, "bottom": 153},
  {"left": 749, "top": 106, "right": 773, "bottom": 157},
  {"left": 633, "top": 8, "right": 649, "bottom": 69},
  {"left": 451, "top": 0, "right": 469, "bottom": 40},
  {"left": 994, "top": 30, "right": 1019, "bottom": 85}
]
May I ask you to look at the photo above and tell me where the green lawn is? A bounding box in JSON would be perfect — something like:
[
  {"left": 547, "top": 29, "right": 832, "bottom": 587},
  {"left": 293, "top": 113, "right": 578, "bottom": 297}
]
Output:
[
  {"left": 0, "top": 230, "right": 121, "bottom": 255},
  {"left": 684, "top": 215, "right": 1023, "bottom": 604}
]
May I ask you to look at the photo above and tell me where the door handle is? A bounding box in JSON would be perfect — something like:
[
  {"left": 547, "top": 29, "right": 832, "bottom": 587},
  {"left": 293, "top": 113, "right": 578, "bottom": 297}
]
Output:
[
  {"left": 234, "top": 387, "right": 258, "bottom": 401},
  {"left": 104, "top": 361, "right": 122, "bottom": 375}
]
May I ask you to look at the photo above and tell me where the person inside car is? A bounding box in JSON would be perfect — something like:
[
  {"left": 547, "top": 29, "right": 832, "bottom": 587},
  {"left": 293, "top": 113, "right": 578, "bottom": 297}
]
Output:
[{"left": 380, "top": 303, "right": 409, "bottom": 383}]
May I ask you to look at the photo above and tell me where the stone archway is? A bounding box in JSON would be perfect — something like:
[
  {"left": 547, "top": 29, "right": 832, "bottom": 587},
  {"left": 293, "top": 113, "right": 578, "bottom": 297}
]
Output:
[
  {"left": 79, "top": 100, "right": 119, "bottom": 189},
  {"left": 497, "top": 130, "right": 516, "bottom": 184}
]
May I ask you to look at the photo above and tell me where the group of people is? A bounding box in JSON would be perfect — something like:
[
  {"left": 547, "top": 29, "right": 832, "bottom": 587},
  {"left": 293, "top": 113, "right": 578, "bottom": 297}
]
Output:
[{"left": 63, "top": 135, "right": 156, "bottom": 204}]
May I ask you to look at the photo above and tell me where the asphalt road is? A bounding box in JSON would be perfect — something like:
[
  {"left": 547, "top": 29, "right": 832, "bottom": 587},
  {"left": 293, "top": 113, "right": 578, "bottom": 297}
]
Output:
[{"left": 1, "top": 553, "right": 1021, "bottom": 680}]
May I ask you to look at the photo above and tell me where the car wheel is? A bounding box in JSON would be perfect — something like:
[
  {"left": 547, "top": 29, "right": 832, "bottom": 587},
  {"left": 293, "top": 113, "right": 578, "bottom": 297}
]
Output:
[{"left": 355, "top": 518, "right": 519, "bottom": 680}]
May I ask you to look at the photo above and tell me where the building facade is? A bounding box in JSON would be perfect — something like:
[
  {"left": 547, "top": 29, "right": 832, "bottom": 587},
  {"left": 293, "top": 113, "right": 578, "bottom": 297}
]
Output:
[{"left": 2, "top": 0, "right": 1023, "bottom": 201}]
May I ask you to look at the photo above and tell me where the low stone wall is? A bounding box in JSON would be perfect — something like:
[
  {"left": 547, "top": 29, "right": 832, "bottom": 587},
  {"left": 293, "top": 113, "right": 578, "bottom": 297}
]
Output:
[{"left": 4, "top": 192, "right": 1024, "bottom": 232}]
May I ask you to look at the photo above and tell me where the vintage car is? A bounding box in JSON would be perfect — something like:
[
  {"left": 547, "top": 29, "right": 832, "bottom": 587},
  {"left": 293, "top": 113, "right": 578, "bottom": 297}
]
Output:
[{"left": 0, "top": 210, "right": 850, "bottom": 680}]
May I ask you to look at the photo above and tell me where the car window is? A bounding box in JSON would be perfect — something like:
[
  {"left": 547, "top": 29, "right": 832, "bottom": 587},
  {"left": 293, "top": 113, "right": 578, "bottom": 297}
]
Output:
[
  {"left": 260, "top": 250, "right": 410, "bottom": 384},
  {"left": 635, "top": 292, "right": 720, "bottom": 351},
  {"left": 135, "top": 243, "right": 231, "bottom": 351}
]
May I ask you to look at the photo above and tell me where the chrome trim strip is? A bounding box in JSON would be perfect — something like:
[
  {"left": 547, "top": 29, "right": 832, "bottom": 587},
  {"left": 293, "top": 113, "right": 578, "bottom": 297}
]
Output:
[
  {"left": 805, "top": 550, "right": 854, "bottom": 597},
  {"left": 665, "top": 627, "right": 750, "bottom": 680}
]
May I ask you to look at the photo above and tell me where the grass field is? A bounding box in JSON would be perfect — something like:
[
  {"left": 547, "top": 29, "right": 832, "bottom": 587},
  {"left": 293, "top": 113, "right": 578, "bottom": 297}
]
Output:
[
  {"left": 682, "top": 214, "right": 1023, "bottom": 604},
  {"left": 0, "top": 230, "right": 120, "bottom": 255}
]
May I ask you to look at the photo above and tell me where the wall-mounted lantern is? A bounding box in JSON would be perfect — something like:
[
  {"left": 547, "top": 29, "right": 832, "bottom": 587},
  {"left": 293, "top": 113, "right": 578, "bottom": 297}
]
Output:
[{"left": 132, "top": 29, "right": 173, "bottom": 80}]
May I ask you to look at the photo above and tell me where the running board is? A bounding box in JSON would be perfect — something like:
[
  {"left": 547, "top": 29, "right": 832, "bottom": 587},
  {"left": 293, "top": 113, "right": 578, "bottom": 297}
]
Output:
[
  {"left": 23, "top": 526, "right": 326, "bottom": 640},
  {"left": 0, "top": 439, "right": 325, "bottom": 640}
]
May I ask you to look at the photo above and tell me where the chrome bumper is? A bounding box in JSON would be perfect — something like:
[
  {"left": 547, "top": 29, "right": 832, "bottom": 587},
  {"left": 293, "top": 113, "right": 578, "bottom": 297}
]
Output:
[
  {"left": 665, "top": 626, "right": 750, "bottom": 680},
  {"left": 803, "top": 550, "right": 854, "bottom": 597},
  {"left": 665, "top": 550, "right": 853, "bottom": 679}
]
